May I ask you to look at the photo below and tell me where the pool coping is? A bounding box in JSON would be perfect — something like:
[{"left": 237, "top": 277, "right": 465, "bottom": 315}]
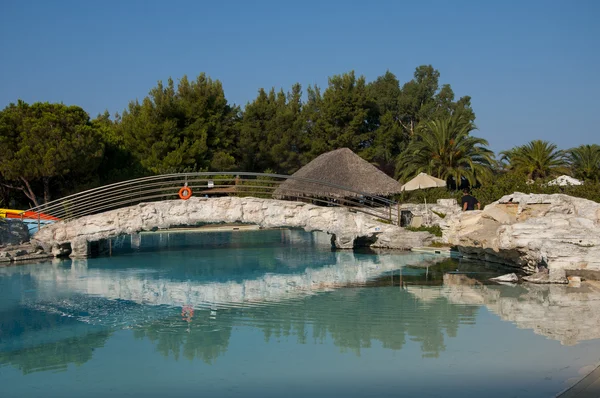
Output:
[{"left": 556, "top": 360, "right": 600, "bottom": 398}]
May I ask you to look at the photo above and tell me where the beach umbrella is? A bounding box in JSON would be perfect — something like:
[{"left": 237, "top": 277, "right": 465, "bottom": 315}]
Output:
[
  {"left": 400, "top": 173, "right": 446, "bottom": 191},
  {"left": 400, "top": 173, "right": 447, "bottom": 225}
]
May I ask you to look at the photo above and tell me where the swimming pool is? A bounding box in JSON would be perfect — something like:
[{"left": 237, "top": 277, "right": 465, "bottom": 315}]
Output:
[{"left": 1, "top": 229, "right": 599, "bottom": 397}]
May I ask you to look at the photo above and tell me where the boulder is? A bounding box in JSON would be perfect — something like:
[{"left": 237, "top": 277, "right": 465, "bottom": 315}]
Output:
[
  {"left": 0, "top": 251, "right": 12, "bottom": 262},
  {"left": 443, "top": 193, "right": 600, "bottom": 280},
  {"left": 0, "top": 219, "right": 29, "bottom": 247},
  {"left": 0, "top": 243, "right": 53, "bottom": 263}
]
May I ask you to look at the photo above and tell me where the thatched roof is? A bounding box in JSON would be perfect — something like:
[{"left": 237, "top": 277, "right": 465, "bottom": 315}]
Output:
[{"left": 273, "top": 148, "right": 402, "bottom": 198}]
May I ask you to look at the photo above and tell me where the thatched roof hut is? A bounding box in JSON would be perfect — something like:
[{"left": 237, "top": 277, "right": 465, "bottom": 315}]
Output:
[{"left": 273, "top": 148, "right": 402, "bottom": 199}]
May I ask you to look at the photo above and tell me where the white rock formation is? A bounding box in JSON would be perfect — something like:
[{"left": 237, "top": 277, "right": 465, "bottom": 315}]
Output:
[
  {"left": 443, "top": 193, "right": 600, "bottom": 276},
  {"left": 33, "top": 197, "right": 433, "bottom": 257}
]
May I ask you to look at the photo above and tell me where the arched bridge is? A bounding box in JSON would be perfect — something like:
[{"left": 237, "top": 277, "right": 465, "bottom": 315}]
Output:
[{"left": 28, "top": 173, "right": 432, "bottom": 257}]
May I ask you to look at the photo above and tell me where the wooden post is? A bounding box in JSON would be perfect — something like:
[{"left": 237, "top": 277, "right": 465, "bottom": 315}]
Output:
[
  {"left": 397, "top": 203, "right": 400, "bottom": 226},
  {"left": 399, "top": 267, "right": 403, "bottom": 290},
  {"left": 388, "top": 206, "right": 392, "bottom": 222}
]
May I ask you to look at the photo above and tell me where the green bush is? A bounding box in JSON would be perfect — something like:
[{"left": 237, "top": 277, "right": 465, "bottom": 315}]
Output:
[
  {"left": 406, "top": 225, "right": 442, "bottom": 237},
  {"left": 431, "top": 210, "right": 446, "bottom": 219},
  {"left": 427, "top": 241, "right": 455, "bottom": 248},
  {"left": 563, "top": 182, "right": 600, "bottom": 203},
  {"left": 394, "top": 187, "right": 458, "bottom": 204},
  {"left": 395, "top": 173, "right": 600, "bottom": 208},
  {"left": 470, "top": 173, "right": 600, "bottom": 206}
]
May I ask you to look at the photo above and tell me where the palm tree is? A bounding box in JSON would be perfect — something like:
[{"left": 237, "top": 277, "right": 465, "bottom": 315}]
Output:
[
  {"left": 500, "top": 140, "right": 568, "bottom": 180},
  {"left": 395, "top": 113, "right": 494, "bottom": 187},
  {"left": 569, "top": 144, "right": 600, "bottom": 182}
]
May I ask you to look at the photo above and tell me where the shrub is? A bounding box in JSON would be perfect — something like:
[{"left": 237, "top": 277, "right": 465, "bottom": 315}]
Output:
[
  {"left": 427, "top": 241, "right": 455, "bottom": 248},
  {"left": 431, "top": 210, "right": 446, "bottom": 219},
  {"left": 470, "top": 172, "right": 600, "bottom": 205},
  {"left": 394, "top": 187, "right": 458, "bottom": 205},
  {"left": 406, "top": 225, "right": 442, "bottom": 237}
]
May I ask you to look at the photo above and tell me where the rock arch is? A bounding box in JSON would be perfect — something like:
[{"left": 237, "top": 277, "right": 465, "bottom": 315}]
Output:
[{"left": 34, "top": 197, "right": 432, "bottom": 257}]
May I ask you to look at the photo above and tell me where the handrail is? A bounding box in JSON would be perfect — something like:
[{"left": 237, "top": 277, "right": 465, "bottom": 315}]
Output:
[{"left": 26, "top": 172, "right": 400, "bottom": 227}]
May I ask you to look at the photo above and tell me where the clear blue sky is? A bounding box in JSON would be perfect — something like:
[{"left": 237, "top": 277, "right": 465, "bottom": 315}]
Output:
[{"left": 1, "top": 0, "right": 598, "bottom": 153}]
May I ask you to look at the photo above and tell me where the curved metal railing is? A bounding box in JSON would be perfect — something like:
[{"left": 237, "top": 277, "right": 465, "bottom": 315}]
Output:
[{"left": 26, "top": 172, "right": 401, "bottom": 228}]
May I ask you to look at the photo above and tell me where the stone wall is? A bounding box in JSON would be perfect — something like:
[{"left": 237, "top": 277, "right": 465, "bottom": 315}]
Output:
[{"left": 33, "top": 197, "right": 434, "bottom": 257}]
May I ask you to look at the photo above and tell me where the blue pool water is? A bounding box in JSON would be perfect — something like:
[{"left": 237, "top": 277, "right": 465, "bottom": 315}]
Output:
[{"left": 1, "top": 229, "right": 599, "bottom": 397}]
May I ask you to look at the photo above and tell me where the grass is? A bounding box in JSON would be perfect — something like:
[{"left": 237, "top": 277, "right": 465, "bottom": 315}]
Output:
[
  {"left": 431, "top": 210, "right": 446, "bottom": 219},
  {"left": 405, "top": 225, "right": 443, "bottom": 237},
  {"left": 427, "top": 241, "right": 456, "bottom": 249}
]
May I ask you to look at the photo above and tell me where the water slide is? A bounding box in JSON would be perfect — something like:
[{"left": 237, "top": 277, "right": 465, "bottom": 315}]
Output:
[
  {"left": 0, "top": 208, "right": 60, "bottom": 221},
  {"left": 0, "top": 208, "right": 59, "bottom": 233}
]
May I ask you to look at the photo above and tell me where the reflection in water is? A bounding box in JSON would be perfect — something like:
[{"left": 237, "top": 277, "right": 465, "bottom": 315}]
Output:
[
  {"left": 125, "top": 286, "right": 478, "bottom": 363},
  {"left": 0, "top": 230, "right": 599, "bottom": 398},
  {"left": 437, "top": 274, "right": 600, "bottom": 345},
  {"left": 0, "top": 304, "right": 111, "bottom": 374},
  {"left": 132, "top": 315, "right": 231, "bottom": 364},
  {"left": 0, "top": 329, "right": 111, "bottom": 375}
]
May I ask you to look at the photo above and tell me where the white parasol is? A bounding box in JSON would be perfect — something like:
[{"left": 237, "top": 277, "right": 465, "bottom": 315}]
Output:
[{"left": 400, "top": 173, "right": 447, "bottom": 225}]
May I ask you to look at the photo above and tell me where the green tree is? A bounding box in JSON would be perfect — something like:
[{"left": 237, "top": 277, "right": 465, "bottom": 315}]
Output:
[
  {"left": 364, "top": 71, "right": 406, "bottom": 174},
  {"left": 0, "top": 101, "right": 104, "bottom": 206},
  {"left": 119, "top": 73, "right": 239, "bottom": 174},
  {"left": 303, "top": 71, "right": 376, "bottom": 160},
  {"left": 360, "top": 67, "right": 476, "bottom": 176},
  {"left": 398, "top": 65, "right": 475, "bottom": 137},
  {"left": 500, "top": 140, "right": 568, "bottom": 180},
  {"left": 396, "top": 113, "right": 494, "bottom": 188},
  {"left": 90, "top": 111, "right": 147, "bottom": 185},
  {"left": 238, "top": 88, "right": 278, "bottom": 172},
  {"left": 267, "top": 83, "right": 306, "bottom": 174},
  {"left": 569, "top": 144, "right": 600, "bottom": 182},
  {"left": 237, "top": 84, "right": 306, "bottom": 174},
  {"left": 299, "top": 84, "right": 324, "bottom": 164}
]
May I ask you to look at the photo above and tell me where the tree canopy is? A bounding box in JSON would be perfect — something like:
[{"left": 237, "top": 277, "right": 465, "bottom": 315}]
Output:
[
  {"left": 0, "top": 101, "right": 104, "bottom": 206},
  {"left": 500, "top": 140, "right": 569, "bottom": 180},
  {"left": 0, "top": 66, "right": 598, "bottom": 208},
  {"left": 118, "top": 74, "right": 239, "bottom": 174},
  {"left": 395, "top": 112, "right": 494, "bottom": 188},
  {"left": 569, "top": 144, "right": 600, "bottom": 182}
]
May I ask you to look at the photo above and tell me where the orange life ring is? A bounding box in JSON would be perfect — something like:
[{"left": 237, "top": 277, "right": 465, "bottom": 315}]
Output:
[{"left": 178, "top": 186, "right": 192, "bottom": 200}]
